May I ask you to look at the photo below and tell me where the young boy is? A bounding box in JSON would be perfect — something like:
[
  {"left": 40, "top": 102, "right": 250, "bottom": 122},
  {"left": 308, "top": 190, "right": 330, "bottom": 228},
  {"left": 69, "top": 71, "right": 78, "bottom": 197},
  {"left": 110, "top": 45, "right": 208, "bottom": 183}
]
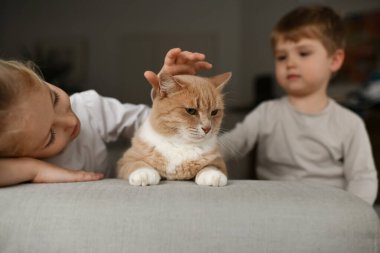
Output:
[
  {"left": 0, "top": 48, "right": 212, "bottom": 186},
  {"left": 220, "top": 5, "right": 378, "bottom": 204}
]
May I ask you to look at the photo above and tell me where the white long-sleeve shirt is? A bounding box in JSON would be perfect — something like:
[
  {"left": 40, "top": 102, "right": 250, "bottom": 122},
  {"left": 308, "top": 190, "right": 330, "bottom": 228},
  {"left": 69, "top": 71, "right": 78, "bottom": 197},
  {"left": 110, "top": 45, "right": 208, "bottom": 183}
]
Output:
[
  {"left": 44, "top": 90, "right": 150, "bottom": 177},
  {"left": 220, "top": 97, "right": 378, "bottom": 204}
]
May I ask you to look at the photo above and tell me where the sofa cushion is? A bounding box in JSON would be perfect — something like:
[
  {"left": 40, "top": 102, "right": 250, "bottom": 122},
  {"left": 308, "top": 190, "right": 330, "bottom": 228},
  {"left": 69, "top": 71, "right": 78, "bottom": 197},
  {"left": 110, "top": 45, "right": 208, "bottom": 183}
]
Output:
[{"left": 0, "top": 179, "right": 378, "bottom": 253}]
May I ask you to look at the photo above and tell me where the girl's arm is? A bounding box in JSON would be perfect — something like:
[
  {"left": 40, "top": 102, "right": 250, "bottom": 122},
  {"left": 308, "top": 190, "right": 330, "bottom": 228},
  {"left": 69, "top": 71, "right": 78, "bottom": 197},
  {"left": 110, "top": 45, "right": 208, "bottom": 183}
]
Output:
[{"left": 0, "top": 158, "right": 103, "bottom": 187}]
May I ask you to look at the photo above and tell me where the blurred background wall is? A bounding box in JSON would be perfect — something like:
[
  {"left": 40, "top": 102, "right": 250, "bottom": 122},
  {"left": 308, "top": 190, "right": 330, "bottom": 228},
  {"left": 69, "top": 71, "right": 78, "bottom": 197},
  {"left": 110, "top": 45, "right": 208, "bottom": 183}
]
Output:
[
  {"left": 1, "top": 0, "right": 380, "bottom": 180},
  {"left": 1, "top": 0, "right": 379, "bottom": 105}
]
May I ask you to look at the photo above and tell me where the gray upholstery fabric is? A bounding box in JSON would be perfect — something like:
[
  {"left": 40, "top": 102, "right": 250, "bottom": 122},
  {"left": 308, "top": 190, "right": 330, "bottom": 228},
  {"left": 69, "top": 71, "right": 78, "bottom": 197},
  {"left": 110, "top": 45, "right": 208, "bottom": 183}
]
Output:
[{"left": 0, "top": 179, "right": 379, "bottom": 253}]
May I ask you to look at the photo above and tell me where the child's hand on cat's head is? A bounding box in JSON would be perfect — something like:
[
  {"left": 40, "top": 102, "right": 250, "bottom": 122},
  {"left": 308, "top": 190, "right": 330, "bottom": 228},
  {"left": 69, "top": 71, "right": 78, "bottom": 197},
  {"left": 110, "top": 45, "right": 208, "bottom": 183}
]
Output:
[{"left": 144, "top": 48, "right": 213, "bottom": 88}]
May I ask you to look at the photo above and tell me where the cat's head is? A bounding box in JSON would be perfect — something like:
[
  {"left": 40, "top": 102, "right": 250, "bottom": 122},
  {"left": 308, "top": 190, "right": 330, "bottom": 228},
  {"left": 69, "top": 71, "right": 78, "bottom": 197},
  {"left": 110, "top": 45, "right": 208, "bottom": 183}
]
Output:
[{"left": 149, "top": 72, "right": 231, "bottom": 143}]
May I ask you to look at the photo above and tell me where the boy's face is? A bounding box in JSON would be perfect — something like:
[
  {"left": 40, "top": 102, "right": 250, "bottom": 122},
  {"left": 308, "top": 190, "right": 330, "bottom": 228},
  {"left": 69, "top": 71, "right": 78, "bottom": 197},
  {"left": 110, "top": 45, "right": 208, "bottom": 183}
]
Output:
[
  {"left": 274, "top": 38, "right": 343, "bottom": 98},
  {"left": 9, "top": 81, "right": 80, "bottom": 158}
]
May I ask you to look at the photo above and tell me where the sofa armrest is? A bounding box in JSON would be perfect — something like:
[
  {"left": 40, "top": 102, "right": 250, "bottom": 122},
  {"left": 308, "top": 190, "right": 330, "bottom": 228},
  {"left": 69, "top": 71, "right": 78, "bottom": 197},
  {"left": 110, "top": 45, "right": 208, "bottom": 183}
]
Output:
[{"left": 0, "top": 179, "right": 378, "bottom": 253}]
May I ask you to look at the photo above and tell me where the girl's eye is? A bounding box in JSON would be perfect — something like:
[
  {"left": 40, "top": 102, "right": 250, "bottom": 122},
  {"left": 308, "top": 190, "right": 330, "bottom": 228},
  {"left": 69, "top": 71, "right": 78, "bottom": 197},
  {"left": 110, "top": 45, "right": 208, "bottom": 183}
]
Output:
[
  {"left": 53, "top": 91, "right": 60, "bottom": 105},
  {"left": 211, "top": 110, "right": 218, "bottom": 116},
  {"left": 45, "top": 129, "right": 56, "bottom": 148},
  {"left": 185, "top": 108, "right": 197, "bottom": 115}
]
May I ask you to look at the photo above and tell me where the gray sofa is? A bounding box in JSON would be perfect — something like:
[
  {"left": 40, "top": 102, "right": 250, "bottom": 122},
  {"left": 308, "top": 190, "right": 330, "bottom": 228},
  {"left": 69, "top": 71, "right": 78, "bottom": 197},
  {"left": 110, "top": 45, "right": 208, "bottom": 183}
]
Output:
[{"left": 0, "top": 179, "right": 379, "bottom": 253}]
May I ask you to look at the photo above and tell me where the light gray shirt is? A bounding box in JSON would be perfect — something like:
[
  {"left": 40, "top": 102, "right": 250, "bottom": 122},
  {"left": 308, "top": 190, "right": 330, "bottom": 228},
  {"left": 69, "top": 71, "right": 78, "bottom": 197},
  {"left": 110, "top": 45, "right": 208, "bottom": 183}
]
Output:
[
  {"left": 45, "top": 90, "right": 150, "bottom": 177},
  {"left": 220, "top": 97, "right": 378, "bottom": 204}
]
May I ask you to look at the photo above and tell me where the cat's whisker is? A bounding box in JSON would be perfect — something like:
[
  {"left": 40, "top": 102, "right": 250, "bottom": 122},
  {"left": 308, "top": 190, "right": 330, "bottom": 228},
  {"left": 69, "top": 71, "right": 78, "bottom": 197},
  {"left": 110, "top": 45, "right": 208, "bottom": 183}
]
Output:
[{"left": 217, "top": 128, "right": 230, "bottom": 134}]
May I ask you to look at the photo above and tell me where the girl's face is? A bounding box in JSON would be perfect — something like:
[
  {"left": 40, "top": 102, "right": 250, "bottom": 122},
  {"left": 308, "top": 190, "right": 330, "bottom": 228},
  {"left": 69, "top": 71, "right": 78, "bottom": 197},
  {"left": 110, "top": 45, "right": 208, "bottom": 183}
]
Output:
[
  {"left": 274, "top": 38, "right": 343, "bottom": 98},
  {"left": 11, "top": 81, "right": 80, "bottom": 158}
]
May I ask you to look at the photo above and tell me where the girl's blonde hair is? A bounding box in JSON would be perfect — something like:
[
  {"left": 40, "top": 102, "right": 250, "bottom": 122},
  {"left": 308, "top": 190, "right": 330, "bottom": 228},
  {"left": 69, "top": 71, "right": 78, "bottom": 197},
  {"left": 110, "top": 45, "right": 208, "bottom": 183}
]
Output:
[
  {"left": 0, "top": 60, "right": 44, "bottom": 157},
  {"left": 271, "top": 5, "right": 346, "bottom": 55}
]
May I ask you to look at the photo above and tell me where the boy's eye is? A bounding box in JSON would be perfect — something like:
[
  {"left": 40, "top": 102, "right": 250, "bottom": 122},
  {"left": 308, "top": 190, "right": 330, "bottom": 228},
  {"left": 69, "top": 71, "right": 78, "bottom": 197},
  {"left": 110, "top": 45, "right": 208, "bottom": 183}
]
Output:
[
  {"left": 185, "top": 108, "right": 197, "bottom": 115},
  {"left": 211, "top": 110, "right": 218, "bottom": 116},
  {"left": 299, "top": 51, "right": 311, "bottom": 57},
  {"left": 276, "top": 55, "right": 287, "bottom": 61}
]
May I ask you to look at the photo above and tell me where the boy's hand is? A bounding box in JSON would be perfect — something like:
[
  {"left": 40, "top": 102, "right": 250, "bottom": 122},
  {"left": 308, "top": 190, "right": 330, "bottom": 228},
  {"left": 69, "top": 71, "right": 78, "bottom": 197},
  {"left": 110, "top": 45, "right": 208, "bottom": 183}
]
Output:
[{"left": 144, "top": 48, "right": 213, "bottom": 88}]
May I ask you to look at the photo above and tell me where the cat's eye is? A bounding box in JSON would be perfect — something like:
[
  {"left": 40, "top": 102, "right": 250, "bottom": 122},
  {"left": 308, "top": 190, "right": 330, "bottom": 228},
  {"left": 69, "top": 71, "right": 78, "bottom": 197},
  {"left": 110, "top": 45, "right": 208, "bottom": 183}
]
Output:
[
  {"left": 185, "top": 108, "right": 197, "bottom": 115},
  {"left": 211, "top": 110, "right": 218, "bottom": 116}
]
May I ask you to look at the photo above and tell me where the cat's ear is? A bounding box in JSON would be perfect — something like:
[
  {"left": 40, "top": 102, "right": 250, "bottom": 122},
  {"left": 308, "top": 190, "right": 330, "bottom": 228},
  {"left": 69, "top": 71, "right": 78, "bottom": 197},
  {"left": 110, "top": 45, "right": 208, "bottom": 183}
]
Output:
[
  {"left": 157, "top": 73, "right": 183, "bottom": 97},
  {"left": 209, "top": 72, "right": 232, "bottom": 91}
]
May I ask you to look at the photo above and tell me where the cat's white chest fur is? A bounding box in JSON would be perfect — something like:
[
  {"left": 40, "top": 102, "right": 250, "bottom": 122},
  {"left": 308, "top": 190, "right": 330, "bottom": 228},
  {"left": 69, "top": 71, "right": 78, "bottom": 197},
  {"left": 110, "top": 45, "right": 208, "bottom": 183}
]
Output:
[{"left": 138, "top": 120, "right": 216, "bottom": 174}]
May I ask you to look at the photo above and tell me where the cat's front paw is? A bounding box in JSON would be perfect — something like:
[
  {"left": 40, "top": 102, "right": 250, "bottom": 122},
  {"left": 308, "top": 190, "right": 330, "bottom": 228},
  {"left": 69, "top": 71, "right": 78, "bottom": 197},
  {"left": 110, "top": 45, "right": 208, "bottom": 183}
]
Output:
[
  {"left": 195, "top": 167, "right": 227, "bottom": 187},
  {"left": 129, "top": 168, "right": 161, "bottom": 186}
]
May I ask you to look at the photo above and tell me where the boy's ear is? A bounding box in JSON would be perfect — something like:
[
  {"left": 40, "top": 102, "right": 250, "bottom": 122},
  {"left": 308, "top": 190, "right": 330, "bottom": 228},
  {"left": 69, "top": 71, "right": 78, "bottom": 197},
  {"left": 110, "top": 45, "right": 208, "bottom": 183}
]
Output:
[{"left": 330, "top": 49, "right": 345, "bottom": 73}]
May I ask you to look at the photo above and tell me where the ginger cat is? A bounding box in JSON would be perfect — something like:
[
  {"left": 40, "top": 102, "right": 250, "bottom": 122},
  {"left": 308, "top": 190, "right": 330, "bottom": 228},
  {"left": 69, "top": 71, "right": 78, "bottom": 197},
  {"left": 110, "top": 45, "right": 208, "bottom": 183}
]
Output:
[{"left": 117, "top": 72, "right": 231, "bottom": 186}]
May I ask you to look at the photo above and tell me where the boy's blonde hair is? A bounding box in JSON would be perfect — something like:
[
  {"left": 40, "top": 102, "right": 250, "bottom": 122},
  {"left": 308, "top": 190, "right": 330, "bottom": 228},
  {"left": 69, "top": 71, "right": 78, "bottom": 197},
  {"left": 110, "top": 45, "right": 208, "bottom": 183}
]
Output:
[
  {"left": 0, "top": 60, "right": 43, "bottom": 157},
  {"left": 271, "top": 5, "right": 346, "bottom": 55}
]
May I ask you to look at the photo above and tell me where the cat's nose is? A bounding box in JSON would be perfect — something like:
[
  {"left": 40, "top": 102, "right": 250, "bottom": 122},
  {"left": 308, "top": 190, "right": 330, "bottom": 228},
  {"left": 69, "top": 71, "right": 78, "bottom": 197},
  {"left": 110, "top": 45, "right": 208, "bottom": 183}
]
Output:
[{"left": 202, "top": 127, "right": 211, "bottom": 134}]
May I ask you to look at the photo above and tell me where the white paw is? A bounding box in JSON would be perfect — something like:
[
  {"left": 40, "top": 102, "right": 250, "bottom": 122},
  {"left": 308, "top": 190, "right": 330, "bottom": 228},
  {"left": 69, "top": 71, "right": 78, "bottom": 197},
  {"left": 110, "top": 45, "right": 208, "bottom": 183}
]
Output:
[
  {"left": 129, "top": 168, "right": 161, "bottom": 186},
  {"left": 195, "top": 167, "right": 227, "bottom": 187}
]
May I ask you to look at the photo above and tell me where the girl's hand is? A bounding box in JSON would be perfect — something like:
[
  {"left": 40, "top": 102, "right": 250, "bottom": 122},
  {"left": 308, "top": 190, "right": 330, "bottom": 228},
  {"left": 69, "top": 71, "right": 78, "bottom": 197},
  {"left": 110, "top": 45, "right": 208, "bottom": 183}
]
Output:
[
  {"left": 0, "top": 158, "right": 103, "bottom": 187},
  {"left": 32, "top": 165, "right": 104, "bottom": 184},
  {"left": 144, "top": 48, "right": 213, "bottom": 88}
]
